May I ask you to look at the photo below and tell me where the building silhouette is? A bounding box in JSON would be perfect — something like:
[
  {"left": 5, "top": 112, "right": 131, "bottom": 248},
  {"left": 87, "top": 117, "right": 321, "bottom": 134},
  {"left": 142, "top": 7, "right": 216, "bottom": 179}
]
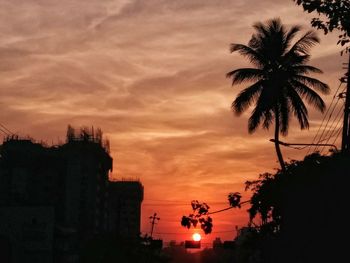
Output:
[
  {"left": 0, "top": 126, "right": 143, "bottom": 263},
  {"left": 108, "top": 180, "right": 144, "bottom": 239}
]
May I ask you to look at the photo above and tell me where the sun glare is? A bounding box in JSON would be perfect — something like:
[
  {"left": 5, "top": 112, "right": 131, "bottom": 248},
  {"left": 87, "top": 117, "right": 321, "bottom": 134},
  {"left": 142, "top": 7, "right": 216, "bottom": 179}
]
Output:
[{"left": 192, "top": 233, "right": 201, "bottom": 241}]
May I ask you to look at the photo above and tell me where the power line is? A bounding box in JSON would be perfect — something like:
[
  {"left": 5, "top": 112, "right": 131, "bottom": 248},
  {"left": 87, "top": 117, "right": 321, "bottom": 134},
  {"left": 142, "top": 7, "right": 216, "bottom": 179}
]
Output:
[
  {"left": 331, "top": 127, "right": 343, "bottom": 147},
  {"left": 319, "top": 127, "right": 342, "bottom": 154},
  {"left": 152, "top": 229, "right": 237, "bottom": 235},
  {"left": 319, "top": 110, "right": 344, "bottom": 154},
  {"left": 0, "top": 127, "right": 10, "bottom": 136},
  {"left": 276, "top": 83, "right": 345, "bottom": 154},
  {"left": 315, "top": 86, "right": 346, "bottom": 153},
  {"left": 307, "top": 82, "right": 344, "bottom": 154},
  {"left": 317, "top": 111, "right": 343, "bottom": 144},
  {"left": 207, "top": 200, "right": 249, "bottom": 215},
  {"left": 144, "top": 199, "right": 191, "bottom": 203},
  {"left": 0, "top": 123, "right": 13, "bottom": 134},
  {"left": 144, "top": 199, "right": 227, "bottom": 205},
  {"left": 143, "top": 203, "right": 191, "bottom": 207},
  {"left": 143, "top": 202, "right": 229, "bottom": 207},
  {"left": 313, "top": 91, "right": 343, "bottom": 153}
]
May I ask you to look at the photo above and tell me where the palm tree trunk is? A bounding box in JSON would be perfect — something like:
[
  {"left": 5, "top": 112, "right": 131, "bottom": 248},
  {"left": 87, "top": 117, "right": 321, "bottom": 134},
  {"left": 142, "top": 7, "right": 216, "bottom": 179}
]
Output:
[{"left": 274, "top": 111, "right": 286, "bottom": 172}]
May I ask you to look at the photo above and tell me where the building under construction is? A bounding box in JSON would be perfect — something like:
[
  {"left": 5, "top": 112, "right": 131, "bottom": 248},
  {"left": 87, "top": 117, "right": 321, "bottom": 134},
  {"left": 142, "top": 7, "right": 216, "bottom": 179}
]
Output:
[{"left": 0, "top": 126, "right": 143, "bottom": 263}]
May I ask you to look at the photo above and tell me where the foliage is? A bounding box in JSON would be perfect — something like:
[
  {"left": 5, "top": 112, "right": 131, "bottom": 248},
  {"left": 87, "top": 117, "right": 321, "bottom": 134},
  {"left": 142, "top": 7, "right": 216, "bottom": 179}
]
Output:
[
  {"left": 244, "top": 155, "right": 322, "bottom": 231},
  {"left": 233, "top": 151, "right": 350, "bottom": 262},
  {"left": 294, "top": 0, "right": 350, "bottom": 54},
  {"left": 228, "top": 18, "right": 329, "bottom": 170},
  {"left": 181, "top": 152, "right": 349, "bottom": 261},
  {"left": 228, "top": 192, "right": 242, "bottom": 208},
  {"left": 181, "top": 201, "right": 213, "bottom": 234},
  {"left": 245, "top": 173, "right": 282, "bottom": 231},
  {"left": 181, "top": 193, "right": 242, "bottom": 234}
]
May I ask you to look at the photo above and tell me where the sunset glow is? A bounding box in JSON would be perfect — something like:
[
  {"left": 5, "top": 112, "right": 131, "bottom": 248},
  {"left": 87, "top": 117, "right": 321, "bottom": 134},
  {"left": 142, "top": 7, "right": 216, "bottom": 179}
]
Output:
[
  {"left": 192, "top": 233, "right": 202, "bottom": 242},
  {"left": 0, "top": 0, "right": 347, "bottom": 245}
]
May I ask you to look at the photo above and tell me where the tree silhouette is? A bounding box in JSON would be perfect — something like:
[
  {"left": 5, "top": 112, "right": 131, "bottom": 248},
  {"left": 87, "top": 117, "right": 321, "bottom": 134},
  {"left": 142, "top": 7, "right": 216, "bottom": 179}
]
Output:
[
  {"left": 181, "top": 152, "right": 349, "bottom": 261},
  {"left": 227, "top": 18, "right": 329, "bottom": 171},
  {"left": 294, "top": 0, "right": 350, "bottom": 54},
  {"left": 181, "top": 201, "right": 213, "bottom": 234},
  {"left": 180, "top": 194, "right": 243, "bottom": 234},
  {"left": 240, "top": 152, "right": 349, "bottom": 262}
]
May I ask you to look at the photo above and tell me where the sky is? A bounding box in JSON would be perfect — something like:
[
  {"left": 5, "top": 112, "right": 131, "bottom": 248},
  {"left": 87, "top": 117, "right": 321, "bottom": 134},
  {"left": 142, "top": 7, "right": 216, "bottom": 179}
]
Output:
[{"left": 0, "top": 0, "right": 347, "bottom": 245}]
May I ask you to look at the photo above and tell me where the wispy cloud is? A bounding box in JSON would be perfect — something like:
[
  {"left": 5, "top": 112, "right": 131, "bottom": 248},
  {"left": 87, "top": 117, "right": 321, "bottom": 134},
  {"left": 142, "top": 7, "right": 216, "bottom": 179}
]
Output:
[{"left": 0, "top": 0, "right": 343, "bottom": 242}]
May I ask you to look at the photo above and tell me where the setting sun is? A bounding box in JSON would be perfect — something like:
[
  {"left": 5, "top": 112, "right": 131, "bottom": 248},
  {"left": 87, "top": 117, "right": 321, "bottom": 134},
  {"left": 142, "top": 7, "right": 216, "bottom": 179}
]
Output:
[
  {"left": 192, "top": 233, "right": 202, "bottom": 241},
  {"left": 1, "top": 0, "right": 348, "bottom": 261}
]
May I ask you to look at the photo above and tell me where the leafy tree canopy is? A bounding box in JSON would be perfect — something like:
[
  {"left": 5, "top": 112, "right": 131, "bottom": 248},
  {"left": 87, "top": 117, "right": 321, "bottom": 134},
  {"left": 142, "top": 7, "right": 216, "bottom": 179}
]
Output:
[
  {"left": 181, "top": 193, "right": 242, "bottom": 234},
  {"left": 294, "top": 0, "right": 350, "bottom": 53}
]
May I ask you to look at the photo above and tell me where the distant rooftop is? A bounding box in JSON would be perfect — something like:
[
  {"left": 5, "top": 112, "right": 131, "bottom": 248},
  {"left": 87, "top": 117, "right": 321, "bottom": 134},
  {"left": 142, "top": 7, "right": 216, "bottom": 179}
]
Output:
[
  {"left": 2, "top": 125, "right": 111, "bottom": 154},
  {"left": 109, "top": 177, "right": 141, "bottom": 183}
]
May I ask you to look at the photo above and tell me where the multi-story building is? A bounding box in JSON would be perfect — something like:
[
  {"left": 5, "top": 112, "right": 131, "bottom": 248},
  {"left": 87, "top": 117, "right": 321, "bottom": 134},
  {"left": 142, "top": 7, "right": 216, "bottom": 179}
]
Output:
[
  {"left": 0, "top": 206, "right": 55, "bottom": 263},
  {"left": 108, "top": 180, "right": 144, "bottom": 239},
  {"left": 59, "top": 128, "right": 112, "bottom": 237},
  {"left": 0, "top": 127, "right": 113, "bottom": 263},
  {"left": 0, "top": 126, "right": 144, "bottom": 263}
]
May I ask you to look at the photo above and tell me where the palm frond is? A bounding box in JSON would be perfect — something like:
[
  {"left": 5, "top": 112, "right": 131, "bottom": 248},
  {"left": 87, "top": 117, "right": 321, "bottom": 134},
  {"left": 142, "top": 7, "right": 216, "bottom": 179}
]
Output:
[
  {"left": 270, "top": 18, "right": 282, "bottom": 32},
  {"left": 284, "top": 25, "right": 302, "bottom": 50},
  {"left": 230, "top": 44, "right": 265, "bottom": 66},
  {"left": 291, "top": 80, "right": 326, "bottom": 112},
  {"left": 254, "top": 18, "right": 282, "bottom": 38},
  {"left": 252, "top": 21, "right": 270, "bottom": 42},
  {"left": 226, "top": 68, "right": 264, "bottom": 85},
  {"left": 248, "top": 106, "right": 265, "bottom": 133},
  {"left": 293, "top": 75, "right": 330, "bottom": 94},
  {"left": 285, "top": 54, "right": 310, "bottom": 66},
  {"left": 292, "top": 65, "right": 323, "bottom": 75},
  {"left": 287, "top": 87, "right": 309, "bottom": 129},
  {"left": 288, "top": 31, "right": 319, "bottom": 55},
  {"left": 262, "top": 110, "right": 274, "bottom": 130},
  {"left": 248, "top": 35, "right": 262, "bottom": 50},
  {"left": 232, "top": 81, "right": 264, "bottom": 115},
  {"left": 248, "top": 89, "right": 275, "bottom": 132}
]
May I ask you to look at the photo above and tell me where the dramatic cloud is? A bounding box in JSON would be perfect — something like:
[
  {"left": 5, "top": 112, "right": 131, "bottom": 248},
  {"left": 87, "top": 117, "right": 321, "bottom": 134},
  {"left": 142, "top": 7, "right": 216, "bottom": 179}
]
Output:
[{"left": 0, "top": 0, "right": 346, "bottom": 243}]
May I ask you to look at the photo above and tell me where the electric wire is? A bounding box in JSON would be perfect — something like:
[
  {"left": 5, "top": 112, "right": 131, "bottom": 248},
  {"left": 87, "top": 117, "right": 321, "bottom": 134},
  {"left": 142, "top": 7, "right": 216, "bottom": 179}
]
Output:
[
  {"left": 0, "top": 123, "right": 13, "bottom": 134},
  {"left": 313, "top": 97, "right": 342, "bottom": 152},
  {"left": 152, "top": 229, "right": 237, "bottom": 235},
  {"left": 317, "top": 102, "right": 344, "bottom": 152},
  {"left": 331, "top": 126, "right": 343, "bottom": 147},
  {"left": 319, "top": 110, "right": 344, "bottom": 154},
  {"left": 307, "top": 82, "right": 344, "bottom": 154},
  {"left": 143, "top": 200, "right": 249, "bottom": 237},
  {"left": 143, "top": 202, "right": 228, "bottom": 206},
  {"left": 0, "top": 127, "right": 10, "bottom": 136},
  {"left": 314, "top": 86, "right": 346, "bottom": 153},
  {"left": 319, "top": 127, "right": 342, "bottom": 154},
  {"left": 143, "top": 199, "right": 228, "bottom": 205}
]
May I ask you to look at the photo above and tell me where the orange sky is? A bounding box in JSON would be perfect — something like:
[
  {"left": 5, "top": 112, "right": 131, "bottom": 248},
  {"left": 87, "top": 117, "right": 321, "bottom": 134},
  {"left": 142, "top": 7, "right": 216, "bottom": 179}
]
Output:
[{"left": 0, "top": 0, "right": 347, "bottom": 245}]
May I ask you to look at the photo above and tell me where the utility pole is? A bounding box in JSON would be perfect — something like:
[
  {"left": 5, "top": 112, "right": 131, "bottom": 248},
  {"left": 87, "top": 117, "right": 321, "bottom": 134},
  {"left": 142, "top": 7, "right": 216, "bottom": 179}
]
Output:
[
  {"left": 341, "top": 53, "right": 350, "bottom": 152},
  {"left": 149, "top": 213, "right": 160, "bottom": 238}
]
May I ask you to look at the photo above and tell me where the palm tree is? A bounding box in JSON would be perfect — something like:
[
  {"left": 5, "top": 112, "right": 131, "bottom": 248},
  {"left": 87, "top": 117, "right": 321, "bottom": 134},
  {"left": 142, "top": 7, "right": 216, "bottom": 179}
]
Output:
[{"left": 227, "top": 18, "right": 329, "bottom": 171}]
